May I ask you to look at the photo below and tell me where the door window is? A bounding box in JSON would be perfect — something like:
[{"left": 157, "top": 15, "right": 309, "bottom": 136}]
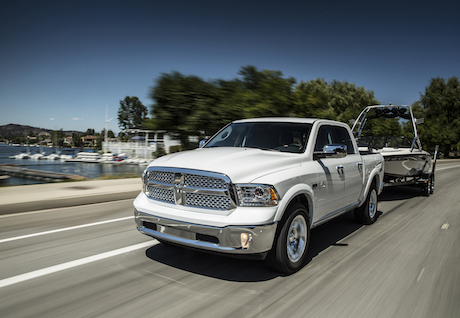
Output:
[{"left": 314, "top": 126, "right": 334, "bottom": 152}]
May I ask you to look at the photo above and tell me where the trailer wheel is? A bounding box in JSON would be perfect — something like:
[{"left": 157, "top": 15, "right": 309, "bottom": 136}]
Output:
[
  {"left": 428, "top": 175, "right": 435, "bottom": 194},
  {"left": 268, "top": 203, "right": 310, "bottom": 274},
  {"left": 354, "top": 181, "right": 378, "bottom": 225},
  {"left": 422, "top": 174, "right": 435, "bottom": 195}
]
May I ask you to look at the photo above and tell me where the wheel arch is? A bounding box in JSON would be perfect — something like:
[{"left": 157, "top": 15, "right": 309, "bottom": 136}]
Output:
[
  {"left": 359, "top": 173, "right": 380, "bottom": 208},
  {"left": 275, "top": 185, "right": 314, "bottom": 226}
]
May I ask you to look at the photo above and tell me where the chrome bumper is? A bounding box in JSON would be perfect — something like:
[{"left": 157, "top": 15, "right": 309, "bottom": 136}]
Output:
[{"left": 134, "top": 209, "right": 277, "bottom": 256}]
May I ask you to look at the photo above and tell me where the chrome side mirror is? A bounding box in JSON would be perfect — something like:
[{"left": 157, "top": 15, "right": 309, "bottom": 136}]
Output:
[{"left": 314, "top": 144, "right": 347, "bottom": 160}]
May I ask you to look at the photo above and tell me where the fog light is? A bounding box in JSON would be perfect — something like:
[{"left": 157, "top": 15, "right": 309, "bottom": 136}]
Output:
[{"left": 240, "top": 233, "right": 252, "bottom": 249}]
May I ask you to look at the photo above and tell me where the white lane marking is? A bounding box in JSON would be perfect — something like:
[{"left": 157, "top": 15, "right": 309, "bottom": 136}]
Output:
[
  {"left": 436, "top": 164, "right": 460, "bottom": 171},
  {"left": 0, "top": 241, "right": 156, "bottom": 289},
  {"left": 417, "top": 268, "right": 425, "bottom": 282},
  {"left": 143, "top": 270, "right": 189, "bottom": 287},
  {"left": 0, "top": 216, "right": 133, "bottom": 244}
]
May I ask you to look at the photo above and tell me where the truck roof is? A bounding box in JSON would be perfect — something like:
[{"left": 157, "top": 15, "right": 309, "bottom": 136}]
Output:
[{"left": 232, "top": 117, "right": 318, "bottom": 124}]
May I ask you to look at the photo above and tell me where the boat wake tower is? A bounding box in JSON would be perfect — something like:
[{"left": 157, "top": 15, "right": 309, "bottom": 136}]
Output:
[{"left": 352, "top": 105, "right": 438, "bottom": 195}]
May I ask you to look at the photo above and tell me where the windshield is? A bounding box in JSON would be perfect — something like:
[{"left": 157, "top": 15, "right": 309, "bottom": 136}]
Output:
[{"left": 204, "top": 122, "right": 312, "bottom": 153}]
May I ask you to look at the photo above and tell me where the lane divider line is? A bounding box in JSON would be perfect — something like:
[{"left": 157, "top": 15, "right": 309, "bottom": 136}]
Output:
[
  {"left": 436, "top": 165, "right": 460, "bottom": 171},
  {"left": 0, "top": 241, "right": 156, "bottom": 289},
  {"left": 0, "top": 216, "right": 133, "bottom": 244}
]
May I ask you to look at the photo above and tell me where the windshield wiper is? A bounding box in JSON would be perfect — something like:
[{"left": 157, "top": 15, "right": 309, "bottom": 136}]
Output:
[{"left": 244, "top": 146, "right": 280, "bottom": 152}]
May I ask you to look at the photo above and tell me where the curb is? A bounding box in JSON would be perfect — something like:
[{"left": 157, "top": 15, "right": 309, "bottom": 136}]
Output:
[{"left": 0, "top": 191, "right": 140, "bottom": 215}]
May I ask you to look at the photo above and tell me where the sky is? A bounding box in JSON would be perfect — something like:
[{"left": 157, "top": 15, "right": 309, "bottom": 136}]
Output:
[{"left": 1, "top": 0, "right": 459, "bottom": 134}]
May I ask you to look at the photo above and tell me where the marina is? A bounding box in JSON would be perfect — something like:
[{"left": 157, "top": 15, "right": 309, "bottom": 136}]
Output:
[
  {"left": 0, "top": 164, "right": 86, "bottom": 182},
  {"left": 0, "top": 144, "right": 149, "bottom": 186}
]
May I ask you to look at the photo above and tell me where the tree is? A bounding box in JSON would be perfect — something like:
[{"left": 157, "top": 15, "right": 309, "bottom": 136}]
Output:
[
  {"left": 293, "top": 79, "right": 378, "bottom": 123},
  {"left": 84, "top": 128, "right": 95, "bottom": 136},
  {"left": 236, "top": 65, "right": 296, "bottom": 118},
  {"left": 118, "top": 96, "right": 148, "bottom": 130},
  {"left": 147, "top": 66, "right": 298, "bottom": 148},
  {"left": 51, "top": 129, "right": 66, "bottom": 148},
  {"left": 416, "top": 77, "right": 460, "bottom": 156},
  {"left": 328, "top": 80, "right": 379, "bottom": 125},
  {"left": 293, "top": 79, "right": 333, "bottom": 118},
  {"left": 147, "top": 72, "right": 220, "bottom": 149},
  {"left": 117, "top": 131, "right": 130, "bottom": 142},
  {"left": 146, "top": 66, "right": 380, "bottom": 149},
  {"left": 95, "top": 133, "right": 104, "bottom": 150},
  {"left": 72, "top": 132, "right": 83, "bottom": 148}
]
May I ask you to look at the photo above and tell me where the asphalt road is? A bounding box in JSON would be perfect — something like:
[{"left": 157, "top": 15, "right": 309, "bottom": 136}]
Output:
[{"left": 1, "top": 161, "right": 459, "bottom": 318}]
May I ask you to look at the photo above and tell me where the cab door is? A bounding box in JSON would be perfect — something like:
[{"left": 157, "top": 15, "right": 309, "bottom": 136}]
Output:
[
  {"left": 332, "top": 126, "right": 363, "bottom": 207},
  {"left": 313, "top": 125, "right": 346, "bottom": 222}
]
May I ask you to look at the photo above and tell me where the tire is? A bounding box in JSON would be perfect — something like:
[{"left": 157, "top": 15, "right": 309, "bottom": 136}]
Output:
[
  {"left": 428, "top": 174, "right": 435, "bottom": 194},
  {"left": 268, "top": 203, "right": 310, "bottom": 274},
  {"left": 421, "top": 174, "right": 435, "bottom": 196},
  {"left": 354, "top": 181, "right": 378, "bottom": 225}
]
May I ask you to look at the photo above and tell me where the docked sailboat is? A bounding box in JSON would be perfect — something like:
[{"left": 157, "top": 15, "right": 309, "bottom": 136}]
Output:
[{"left": 352, "top": 105, "right": 437, "bottom": 194}]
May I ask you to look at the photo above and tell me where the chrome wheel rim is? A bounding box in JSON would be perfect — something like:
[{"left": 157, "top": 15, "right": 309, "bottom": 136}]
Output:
[
  {"left": 287, "top": 215, "right": 307, "bottom": 263},
  {"left": 368, "top": 189, "right": 377, "bottom": 218},
  {"left": 429, "top": 178, "right": 434, "bottom": 194}
]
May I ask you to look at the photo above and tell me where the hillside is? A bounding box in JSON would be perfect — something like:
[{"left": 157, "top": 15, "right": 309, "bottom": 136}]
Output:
[{"left": 0, "top": 124, "right": 83, "bottom": 137}]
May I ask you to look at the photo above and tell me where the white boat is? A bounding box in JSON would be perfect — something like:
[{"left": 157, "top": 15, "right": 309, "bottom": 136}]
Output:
[
  {"left": 98, "top": 153, "right": 115, "bottom": 162},
  {"left": 45, "top": 153, "right": 60, "bottom": 160},
  {"left": 65, "top": 152, "right": 101, "bottom": 163},
  {"left": 352, "top": 105, "right": 436, "bottom": 193},
  {"left": 60, "top": 154, "right": 74, "bottom": 161},
  {"left": 10, "top": 153, "right": 30, "bottom": 159},
  {"left": 0, "top": 175, "right": 10, "bottom": 182},
  {"left": 121, "top": 158, "right": 153, "bottom": 165},
  {"left": 30, "top": 153, "right": 45, "bottom": 160}
]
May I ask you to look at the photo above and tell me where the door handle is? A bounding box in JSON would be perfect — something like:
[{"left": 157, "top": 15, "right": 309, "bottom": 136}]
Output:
[
  {"left": 357, "top": 162, "right": 363, "bottom": 173},
  {"left": 337, "top": 165, "right": 344, "bottom": 174}
]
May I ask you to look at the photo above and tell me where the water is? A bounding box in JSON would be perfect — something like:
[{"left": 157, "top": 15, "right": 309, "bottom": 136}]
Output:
[{"left": 0, "top": 144, "right": 145, "bottom": 186}]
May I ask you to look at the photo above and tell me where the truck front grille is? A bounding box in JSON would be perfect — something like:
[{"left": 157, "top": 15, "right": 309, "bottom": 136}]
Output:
[
  {"left": 143, "top": 168, "right": 236, "bottom": 211},
  {"left": 146, "top": 185, "right": 175, "bottom": 204},
  {"left": 185, "top": 192, "right": 233, "bottom": 210}
]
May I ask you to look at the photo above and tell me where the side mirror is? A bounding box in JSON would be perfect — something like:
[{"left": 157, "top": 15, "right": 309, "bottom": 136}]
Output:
[
  {"left": 199, "top": 139, "right": 208, "bottom": 148},
  {"left": 314, "top": 144, "right": 347, "bottom": 160}
]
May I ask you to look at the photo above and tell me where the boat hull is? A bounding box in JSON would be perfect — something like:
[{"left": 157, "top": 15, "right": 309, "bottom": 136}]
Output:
[{"left": 382, "top": 149, "right": 431, "bottom": 179}]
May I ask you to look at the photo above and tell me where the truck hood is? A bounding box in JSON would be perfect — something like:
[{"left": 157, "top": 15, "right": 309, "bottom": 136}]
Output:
[{"left": 150, "top": 147, "right": 302, "bottom": 183}]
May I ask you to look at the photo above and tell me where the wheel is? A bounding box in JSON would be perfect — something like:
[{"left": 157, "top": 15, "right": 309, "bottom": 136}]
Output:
[
  {"left": 422, "top": 174, "right": 435, "bottom": 196},
  {"left": 268, "top": 203, "right": 310, "bottom": 274},
  {"left": 354, "top": 181, "right": 378, "bottom": 225},
  {"left": 428, "top": 175, "right": 435, "bottom": 194}
]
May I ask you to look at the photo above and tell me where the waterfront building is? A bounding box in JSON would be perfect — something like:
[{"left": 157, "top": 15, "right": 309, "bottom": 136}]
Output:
[{"left": 102, "top": 129, "right": 181, "bottom": 159}]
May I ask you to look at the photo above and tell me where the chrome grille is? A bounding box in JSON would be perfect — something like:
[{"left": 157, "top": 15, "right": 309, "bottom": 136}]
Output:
[
  {"left": 185, "top": 193, "right": 232, "bottom": 210},
  {"left": 143, "top": 167, "right": 236, "bottom": 211},
  {"left": 146, "top": 185, "right": 174, "bottom": 204},
  {"left": 147, "top": 170, "right": 174, "bottom": 184},
  {"left": 184, "top": 174, "right": 227, "bottom": 189}
]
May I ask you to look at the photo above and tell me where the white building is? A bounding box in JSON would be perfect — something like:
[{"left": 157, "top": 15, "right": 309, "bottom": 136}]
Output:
[{"left": 102, "top": 129, "right": 181, "bottom": 159}]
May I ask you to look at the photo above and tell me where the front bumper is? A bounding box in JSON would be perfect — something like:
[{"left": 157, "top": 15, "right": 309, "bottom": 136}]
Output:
[{"left": 135, "top": 209, "right": 278, "bottom": 257}]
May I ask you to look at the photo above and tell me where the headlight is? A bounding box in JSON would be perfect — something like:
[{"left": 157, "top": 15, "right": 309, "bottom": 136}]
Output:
[{"left": 235, "top": 184, "right": 280, "bottom": 207}]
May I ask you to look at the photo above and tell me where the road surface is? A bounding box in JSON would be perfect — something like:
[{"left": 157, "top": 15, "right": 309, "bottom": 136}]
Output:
[{"left": 1, "top": 161, "right": 459, "bottom": 317}]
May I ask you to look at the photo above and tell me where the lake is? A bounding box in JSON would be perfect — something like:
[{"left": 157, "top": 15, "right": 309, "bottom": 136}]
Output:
[{"left": 0, "top": 144, "right": 145, "bottom": 186}]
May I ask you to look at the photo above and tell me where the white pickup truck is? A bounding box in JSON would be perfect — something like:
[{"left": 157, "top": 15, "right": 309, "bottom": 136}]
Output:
[{"left": 134, "top": 118, "right": 384, "bottom": 273}]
